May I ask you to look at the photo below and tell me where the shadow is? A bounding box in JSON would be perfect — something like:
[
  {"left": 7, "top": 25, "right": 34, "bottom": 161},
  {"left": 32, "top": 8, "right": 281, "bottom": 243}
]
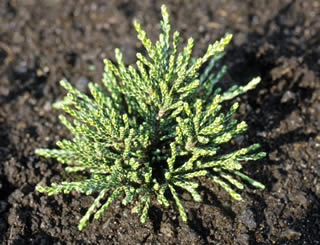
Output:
[
  {"left": 0, "top": 176, "right": 15, "bottom": 245},
  {"left": 199, "top": 186, "right": 236, "bottom": 220},
  {"left": 225, "top": 0, "right": 318, "bottom": 133},
  {"left": 240, "top": 0, "right": 320, "bottom": 75},
  {"left": 220, "top": 2, "right": 320, "bottom": 243},
  {"left": 117, "top": 1, "right": 137, "bottom": 18},
  {"left": 245, "top": 193, "right": 269, "bottom": 245},
  {"left": 0, "top": 175, "right": 15, "bottom": 202},
  {"left": 11, "top": 230, "right": 63, "bottom": 245},
  {"left": 148, "top": 205, "right": 163, "bottom": 233},
  {"left": 165, "top": 184, "right": 238, "bottom": 242},
  {"left": 187, "top": 208, "right": 211, "bottom": 244},
  {"left": 222, "top": 0, "right": 319, "bottom": 193},
  {"left": 263, "top": 128, "right": 316, "bottom": 155},
  {"left": 0, "top": 121, "right": 10, "bottom": 158},
  {"left": 261, "top": 0, "right": 319, "bottom": 74},
  {"left": 156, "top": 184, "right": 236, "bottom": 243},
  {"left": 247, "top": 189, "right": 320, "bottom": 244},
  {"left": 0, "top": 118, "right": 15, "bottom": 242},
  {"left": 180, "top": 185, "right": 237, "bottom": 244},
  {"left": 287, "top": 191, "right": 320, "bottom": 244},
  {"left": 244, "top": 73, "right": 314, "bottom": 137}
]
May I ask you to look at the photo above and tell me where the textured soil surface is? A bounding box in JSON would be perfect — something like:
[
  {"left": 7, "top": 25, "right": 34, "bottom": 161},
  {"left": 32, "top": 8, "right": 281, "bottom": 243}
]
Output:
[{"left": 1, "top": 0, "right": 320, "bottom": 244}]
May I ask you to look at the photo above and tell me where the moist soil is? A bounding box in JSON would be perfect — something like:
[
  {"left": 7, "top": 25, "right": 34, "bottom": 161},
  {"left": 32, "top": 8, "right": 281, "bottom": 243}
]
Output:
[{"left": 1, "top": 0, "right": 320, "bottom": 244}]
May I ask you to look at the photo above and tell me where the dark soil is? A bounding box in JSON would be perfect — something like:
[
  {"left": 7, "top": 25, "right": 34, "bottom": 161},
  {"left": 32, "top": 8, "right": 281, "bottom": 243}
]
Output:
[{"left": 1, "top": 0, "right": 320, "bottom": 244}]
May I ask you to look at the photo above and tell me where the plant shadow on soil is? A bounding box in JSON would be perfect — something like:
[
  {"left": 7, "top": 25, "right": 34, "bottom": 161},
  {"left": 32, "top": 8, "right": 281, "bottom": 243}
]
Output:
[{"left": 226, "top": 1, "right": 320, "bottom": 243}]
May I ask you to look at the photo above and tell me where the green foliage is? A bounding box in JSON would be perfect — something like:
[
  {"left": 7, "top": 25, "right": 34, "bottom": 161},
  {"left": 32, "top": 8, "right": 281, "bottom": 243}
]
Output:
[{"left": 35, "top": 5, "right": 265, "bottom": 230}]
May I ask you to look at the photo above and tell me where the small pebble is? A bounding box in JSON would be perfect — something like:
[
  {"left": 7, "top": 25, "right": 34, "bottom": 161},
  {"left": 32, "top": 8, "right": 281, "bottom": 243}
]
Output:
[
  {"left": 281, "top": 90, "right": 296, "bottom": 103},
  {"left": 280, "top": 228, "right": 301, "bottom": 240},
  {"left": 240, "top": 209, "right": 256, "bottom": 230}
]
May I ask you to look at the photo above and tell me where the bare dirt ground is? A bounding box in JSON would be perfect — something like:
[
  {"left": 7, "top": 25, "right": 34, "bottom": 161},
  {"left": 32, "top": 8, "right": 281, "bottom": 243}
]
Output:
[{"left": 0, "top": 0, "right": 319, "bottom": 244}]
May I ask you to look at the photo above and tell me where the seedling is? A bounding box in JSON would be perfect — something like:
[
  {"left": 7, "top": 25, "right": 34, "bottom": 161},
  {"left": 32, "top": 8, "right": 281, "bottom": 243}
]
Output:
[{"left": 36, "top": 5, "right": 265, "bottom": 230}]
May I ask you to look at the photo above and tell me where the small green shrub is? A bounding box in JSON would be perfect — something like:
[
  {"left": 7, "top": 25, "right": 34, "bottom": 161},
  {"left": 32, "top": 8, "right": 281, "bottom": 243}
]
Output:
[{"left": 36, "top": 5, "right": 265, "bottom": 230}]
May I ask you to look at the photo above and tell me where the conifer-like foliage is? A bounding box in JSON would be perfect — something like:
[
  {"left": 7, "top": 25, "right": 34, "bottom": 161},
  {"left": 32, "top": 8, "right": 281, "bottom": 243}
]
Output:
[{"left": 36, "top": 5, "right": 265, "bottom": 230}]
